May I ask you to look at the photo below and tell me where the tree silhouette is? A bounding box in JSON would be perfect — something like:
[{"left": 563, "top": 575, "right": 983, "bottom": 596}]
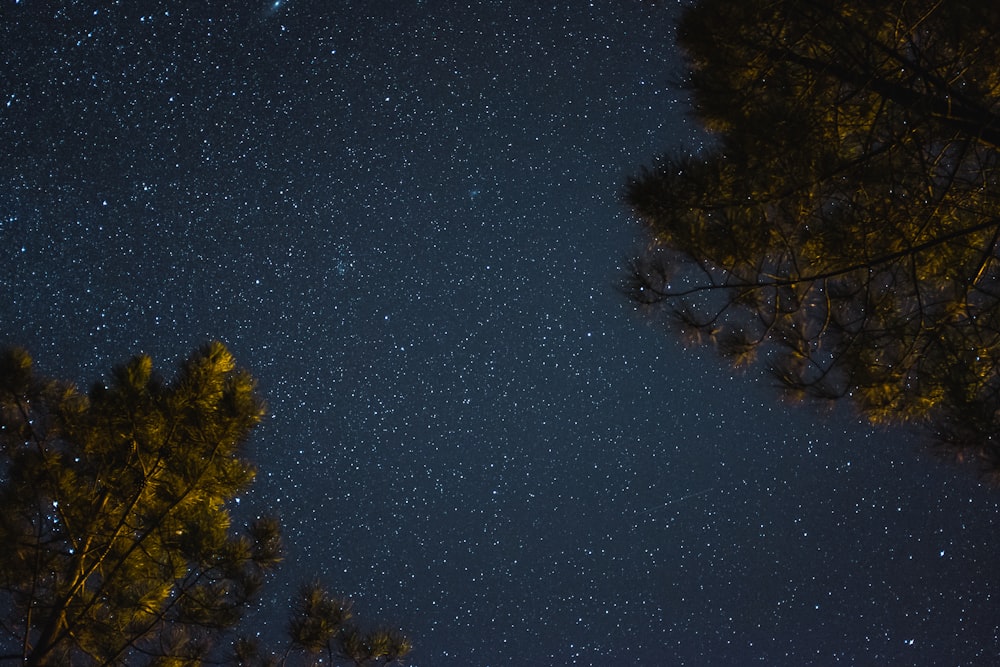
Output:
[
  {"left": 0, "top": 342, "right": 410, "bottom": 665},
  {"left": 624, "top": 0, "right": 1000, "bottom": 477}
]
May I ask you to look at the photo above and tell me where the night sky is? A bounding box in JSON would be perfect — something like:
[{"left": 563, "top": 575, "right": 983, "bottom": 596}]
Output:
[{"left": 4, "top": 1, "right": 1000, "bottom": 665}]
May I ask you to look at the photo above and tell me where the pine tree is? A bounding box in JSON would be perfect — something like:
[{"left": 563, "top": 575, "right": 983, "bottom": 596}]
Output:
[
  {"left": 624, "top": 1, "right": 1000, "bottom": 476},
  {"left": 0, "top": 343, "right": 410, "bottom": 665}
]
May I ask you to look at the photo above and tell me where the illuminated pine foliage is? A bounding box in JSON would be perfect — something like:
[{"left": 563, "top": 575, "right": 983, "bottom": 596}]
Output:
[
  {"left": 283, "top": 583, "right": 412, "bottom": 666},
  {"left": 0, "top": 342, "right": 277, "bottom": 664},
  {"left": 0, "top": 343, "right": 410, "bottom": 666},
  {"left": 624, "top": 1, "right": 1000, "bottom": 476}
]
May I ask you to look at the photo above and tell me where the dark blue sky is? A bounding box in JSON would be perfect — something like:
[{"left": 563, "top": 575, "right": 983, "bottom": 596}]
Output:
[{"left": 3, "top": 1, "right": 1000, "bottom": 664}]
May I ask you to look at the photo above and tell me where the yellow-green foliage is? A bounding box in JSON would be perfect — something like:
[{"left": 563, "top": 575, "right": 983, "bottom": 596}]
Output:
[
  {"left": 0, "top": 342, "right": 278, "bottom": 665},
  {"left": 625, "top": 0, "right": 1000, "bottom": 472}
]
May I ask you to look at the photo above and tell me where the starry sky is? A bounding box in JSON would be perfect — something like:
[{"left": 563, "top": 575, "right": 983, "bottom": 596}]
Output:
[{"left": 3, "top": 1, "right": 1000, "bottom": 665}]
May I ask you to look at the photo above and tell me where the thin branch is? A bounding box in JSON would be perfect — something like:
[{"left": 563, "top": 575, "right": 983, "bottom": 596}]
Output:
[{"left": 635, "top": 215, "right": 1000, "bottom": 301}]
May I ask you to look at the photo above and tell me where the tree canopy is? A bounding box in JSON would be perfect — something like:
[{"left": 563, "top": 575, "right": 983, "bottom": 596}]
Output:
[
  {"left": 0, "top": 342, "right": 410, "bottom": 665},
  {"left": 624, "top": 0, "right": 1000, "bottom": 476}
]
